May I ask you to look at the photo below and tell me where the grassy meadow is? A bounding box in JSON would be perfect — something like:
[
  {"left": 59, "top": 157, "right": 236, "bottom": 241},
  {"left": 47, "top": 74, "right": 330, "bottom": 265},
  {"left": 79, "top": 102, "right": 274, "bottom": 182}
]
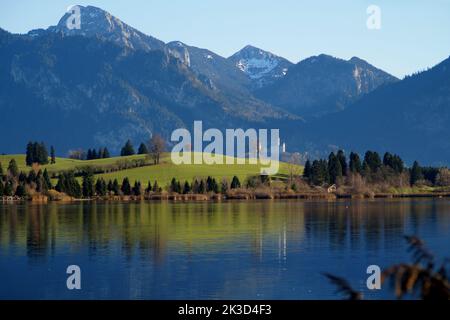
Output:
[{"left": 0, "top": 153, "right": 301, "bottom": 186}]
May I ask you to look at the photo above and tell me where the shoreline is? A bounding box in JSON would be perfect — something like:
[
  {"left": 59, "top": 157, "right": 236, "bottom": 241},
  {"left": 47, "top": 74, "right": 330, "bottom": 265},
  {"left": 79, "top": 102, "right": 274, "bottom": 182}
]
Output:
[{"left": 1, "top": 192, "right": 450, "bottom": 204}]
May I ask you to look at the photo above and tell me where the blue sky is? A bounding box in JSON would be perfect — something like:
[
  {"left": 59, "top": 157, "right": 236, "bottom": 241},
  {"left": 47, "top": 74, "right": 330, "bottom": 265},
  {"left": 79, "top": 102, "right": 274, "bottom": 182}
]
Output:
[{"left": 1, "top": 0, "right": 449, "bottom": 78}]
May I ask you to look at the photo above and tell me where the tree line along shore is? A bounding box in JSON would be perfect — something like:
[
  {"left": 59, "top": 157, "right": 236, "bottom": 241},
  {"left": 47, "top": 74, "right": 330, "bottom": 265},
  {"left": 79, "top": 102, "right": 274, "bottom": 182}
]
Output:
[{"left": 1, "top": 141, "right": 450, "bottom": 203}]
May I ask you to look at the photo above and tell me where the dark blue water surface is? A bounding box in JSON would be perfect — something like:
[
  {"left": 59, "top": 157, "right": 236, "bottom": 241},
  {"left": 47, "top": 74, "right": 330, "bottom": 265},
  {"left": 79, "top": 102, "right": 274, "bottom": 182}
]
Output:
[{"left": 0, "top": 199, "right": 449, "bottom": 299}]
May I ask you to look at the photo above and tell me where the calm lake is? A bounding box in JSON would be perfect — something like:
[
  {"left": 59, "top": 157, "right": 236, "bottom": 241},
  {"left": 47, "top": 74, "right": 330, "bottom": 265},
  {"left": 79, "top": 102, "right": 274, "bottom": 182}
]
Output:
[{"left": 0, "top": 199, "right": 449, "bottom": 300}]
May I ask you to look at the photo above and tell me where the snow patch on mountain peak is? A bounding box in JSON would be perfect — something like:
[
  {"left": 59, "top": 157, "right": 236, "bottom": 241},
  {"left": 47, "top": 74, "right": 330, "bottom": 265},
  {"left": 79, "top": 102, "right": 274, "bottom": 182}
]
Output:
[
  {"left": 236, "top": 57, "right": 279, "bottom": 79},
  {"left": 229, "top": 45, "right": 292, "bottom": 87}
]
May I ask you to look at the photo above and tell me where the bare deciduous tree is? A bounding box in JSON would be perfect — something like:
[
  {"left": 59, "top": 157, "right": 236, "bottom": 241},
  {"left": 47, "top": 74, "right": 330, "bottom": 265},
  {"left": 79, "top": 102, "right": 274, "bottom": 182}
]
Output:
[
  {"left": 149, "top": 134, "right": 165, "bottom": 165},
  {"left": 68, "top": 149, "right": 85, "bottom": 160},
  {"left": 436, "top": 168, "right": 450, "bottom": 187}
]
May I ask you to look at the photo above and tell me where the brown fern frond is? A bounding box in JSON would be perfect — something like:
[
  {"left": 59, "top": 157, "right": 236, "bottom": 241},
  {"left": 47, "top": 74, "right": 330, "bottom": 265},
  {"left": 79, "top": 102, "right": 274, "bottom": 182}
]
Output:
[
  {"left": 437, "top": 258, "right": 449, "bottom": 281},
  {"left": 381, "top": 236, "right": 450, "bottom": 300},
  {"left": 322, "top": 273, "right": 362, "bottom": 300},
  {"left": 404, "top": 235, "right": 435, "bottom": 269},
  {"left": 405, "top": 266, "right": 421, "bottom": 292}
]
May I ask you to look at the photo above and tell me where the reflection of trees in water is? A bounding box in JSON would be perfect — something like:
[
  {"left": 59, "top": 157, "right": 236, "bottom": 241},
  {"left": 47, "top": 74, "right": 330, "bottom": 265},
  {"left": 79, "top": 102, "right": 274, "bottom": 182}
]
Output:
[
  {"left": 0, "top": 199, "right": 447, "bottom": 266},
  {"left": 0, "top": 205, "right": 20, "bottom": 249},
  {"left": 382, "top": 200, "right": 407, "bottom": 250},
  {"left": 26, "top": 205, "right": 56, "bottom": 262},
  {"left": 409, "top": 200, "right": 440, "bottom": 236},
  {"left": 303, "top": 202, "right": 347, "bottom": 250}
]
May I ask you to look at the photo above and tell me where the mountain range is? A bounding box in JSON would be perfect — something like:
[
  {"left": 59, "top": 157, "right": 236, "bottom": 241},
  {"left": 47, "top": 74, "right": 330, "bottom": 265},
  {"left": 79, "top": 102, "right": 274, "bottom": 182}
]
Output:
[
  {"left": 256, "top": 54, "right": 398, "bottom": 118},
  {"left": 0, "top": 5, "right": 449, "bottom": 165},
  {"left": 301, "top": 56, "right": 450, "bottom": 165}
]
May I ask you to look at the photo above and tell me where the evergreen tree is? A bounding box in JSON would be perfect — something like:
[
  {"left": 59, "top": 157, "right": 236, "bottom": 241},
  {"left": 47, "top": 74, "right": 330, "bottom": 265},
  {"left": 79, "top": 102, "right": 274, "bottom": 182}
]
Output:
[
  {"left": 183, "top": 181, "right": 191, "bottom": 194},
  {"left": 55, "top": 172, "right": 82, "bottom": 198},
  {"left": 310, "top": 159, "right": 330, "bottom": 186},
  {"left": 231, "top": 176, "right": 241, "bottom": 189},
  {"left": 145, "top": 181, "right": 153, "bottom": 193},
  {"left": 112, "top": 179, "right": 120, "bottom": 195},
  {"left": 132, "top": 181, "right": 142, "bottom": 196},
  {"left": 15, "top": 184, "right": 27, "bottom": 197},
  {"left": 55, "top": 174, "right": 64, "bottom": 193},
  {"left": 35, "top": 170, "right": 44, "bottom": 192},
  {"left": 320, "top": 159, "right": 330, "bottom": 184},
  {"left": 50, "top": 146, "right": 56, "bottom": 164},
  {"left": 70, "top": 174, "right": 82, "bottom": 198},
  {"left": 392, "top": 155, "right": 404, "bottom": 173},
  {"left": 95, "top": 178, "right": 107, "bottom": 197},
  {"left": 138, "top": 143, "right": 149, "bottom": 155},
  {"left": 349, "top": 152, "right": 362, "bottom": 174},
  {"left": 107, "top": 180, "right": 113, "bottom": 193},
  {"left": 0, "top": 181, "right": 3, "bottom": 196},
  {"left": 17, "top": 172, "right": 26, "bottom": 184},
  {"left": 38, "top": 142, "right": 49, "bottom": 164},
  {"left": 121, "top": 177, "right": 132, "bottom": 195},
  {"left": 336, "top": 150, "right": 347, "bottom": 176},
  {"left": 171, "top": 179, "right": 181, "bottom": 193},
  {"left": 421, "top": 167, "right": 440, "bottom": 185},
  {"left": 102, "top": 148, "right": 110, "bottom": 159},
  {"left": 86, "top": 149, "right": 93, "bottom": 160},
  {"left": 33, "top": 142, "right": 39, "bottom": 163},
  {"left": 91, "top": 149, "right": 97, "bottom": 160},
  {"left": 4, "top": 181, "right": 14, "bottom": 196},
  {"left": 198, "top": 180, "right": 206, "bottom": 194},
  {"left": 303, "top": 160, "right": 312, "bottom": 180},
  {"left": 364, "top": 151, "right": 382, "bottom": 172},
  {"left": 170, "top": 178, "right": 179, "bottom": 193},
  {"left": 383, "top": 152, "right": 393, "bottom": 168},
  {"left": 25, "top": 142, "right": 49, "bottom": 165},
  {"left": 43, "top": 169, "right": 52, "bottom": 190},
  {"left": 101, "top": 179, "right": 107, "bottom": 195},
  {"left": 311, "top": 160, "right": 324, "bottom": 186},
  {"left": 206, "top": 176, "right": 213, "bottom": 192},
  {"left": 152, "top": 180, "right": 160, "bottom": 193},
  {"left": 211, "top": 178, "right": 219, "bottom": 193},
  {"left": 82, "top": 172, "right": 95, "bottom": 198},
  {"left": 328, "top": 152, "right": 342, "bottom": 184},
  {"left": 7, "top": 159, "right": 19, "bottom": 177},
  {"left": 410, "top": 161, "right": 423, "bottom": 186},
  {"left": 27, "top": 170, "right": 37, "bottom": 185},
  {"left": 362, "top": 160, "right": 371, "bottom": 178},
  {"left": 120, "top": 140, "right": 135, "bottom": 156},
  {"left": 26, "top": 142, "right": 33, "bottom": 166},
  {"left": 96, "top": 178, "right": 107, "bottom": 196},
  {"left": 383, "top": 152, "right": 404, "bottom": 174}
]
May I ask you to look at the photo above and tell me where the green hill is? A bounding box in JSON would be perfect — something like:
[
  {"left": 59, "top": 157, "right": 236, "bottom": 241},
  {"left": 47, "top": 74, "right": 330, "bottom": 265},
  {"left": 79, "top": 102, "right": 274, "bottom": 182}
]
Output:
[{"left": 0, "top": 153, "right": 301, "bottom": 186}]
